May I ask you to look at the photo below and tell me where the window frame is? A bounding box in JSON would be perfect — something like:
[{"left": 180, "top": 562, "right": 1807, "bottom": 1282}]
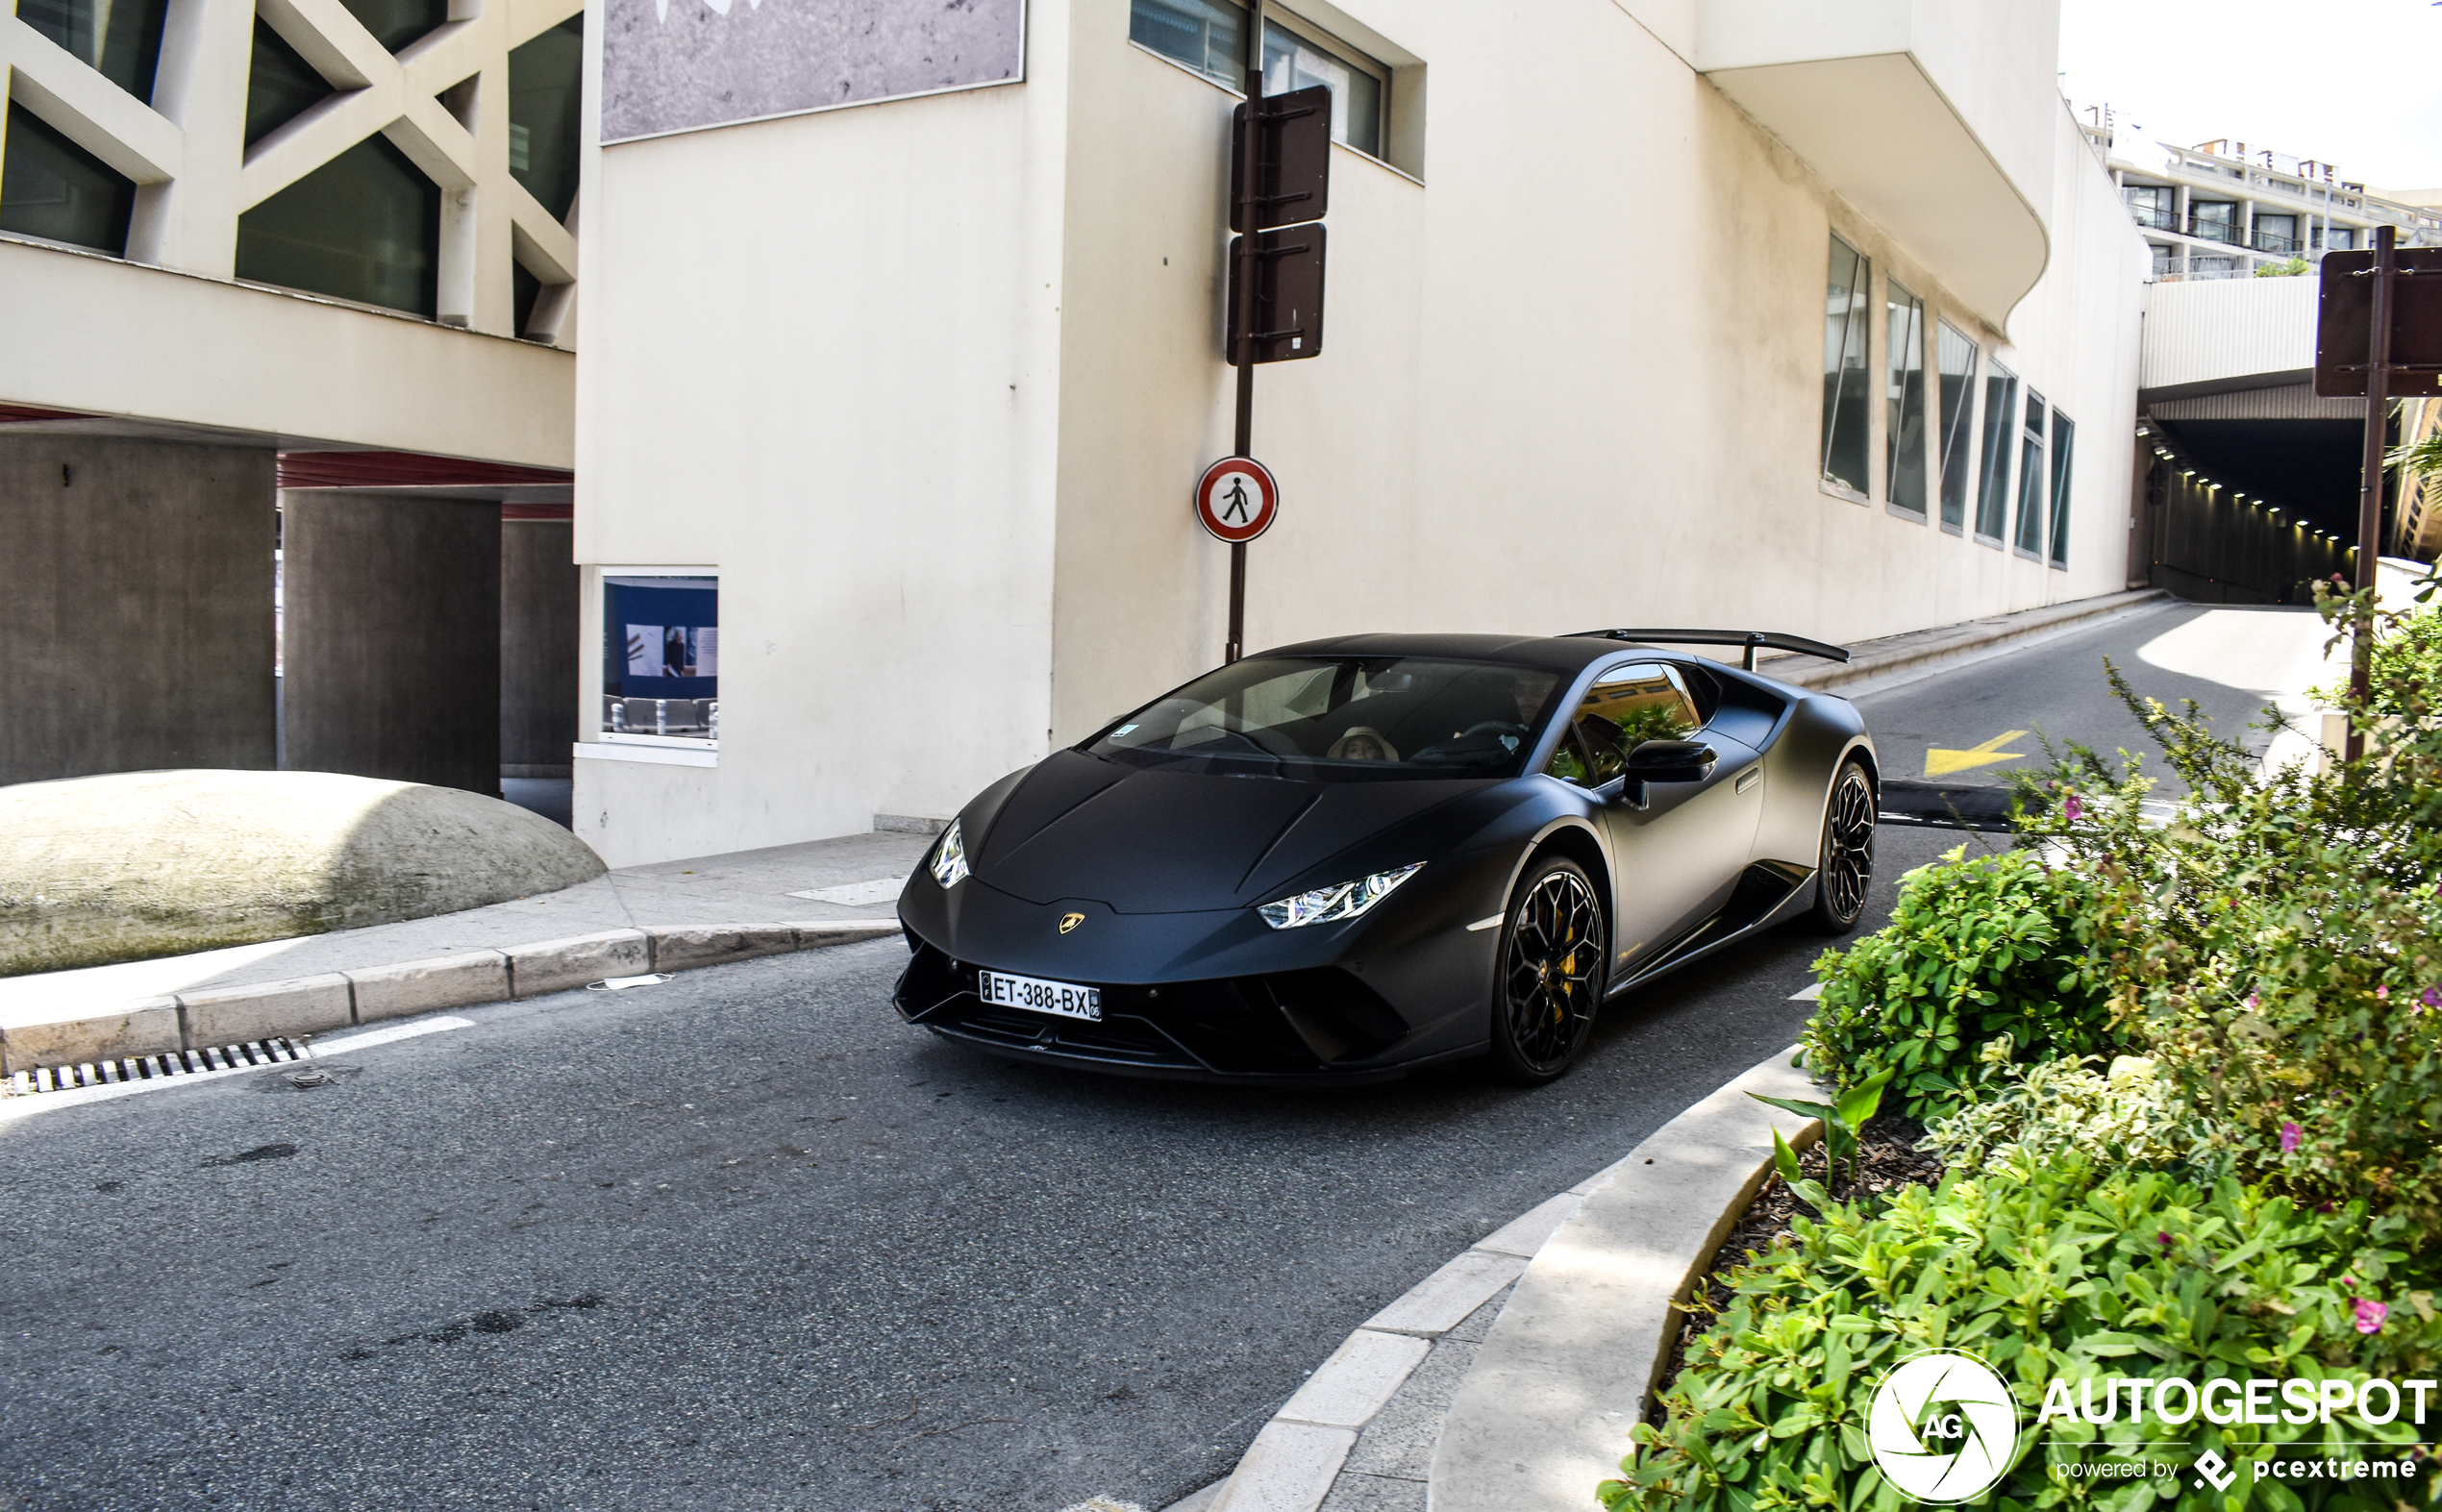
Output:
[
  {"left": 2046, "top": 409, "right": 2076, "bottom": 569},
  {"left": 1820, "top": 234, "right": 1873, "bottom": 504},
  {"left": 1124, "top": 0, "right": 1394, "bottom": 168},
  {"left": 1545, "top": 660, "right": 1702, "bottom": 792},
  {"left": 2012, "top": 388, "right": 2048, "bottom": 560},
  {"left": 1883, "top": 277, "right": 1929, "bottom": 520},
  {"left": 1934, "top": 319, "right": 1979, "bottom": 536},
  {"left": 596, "top": 565, "right": 721, "bottom": 751},
  {"left": 1973, "top": 359, "right": 2019, "bottom": 547}
]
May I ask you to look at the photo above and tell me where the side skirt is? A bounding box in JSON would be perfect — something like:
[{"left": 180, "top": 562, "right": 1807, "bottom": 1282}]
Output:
[{"left": 1605, "top": 861, "right": 1815, "bottom": 997}]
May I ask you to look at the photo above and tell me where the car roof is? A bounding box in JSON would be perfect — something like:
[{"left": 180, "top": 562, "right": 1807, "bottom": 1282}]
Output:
[{"left": 1256, "top": 632, "right": 1659, "bottom": 674}]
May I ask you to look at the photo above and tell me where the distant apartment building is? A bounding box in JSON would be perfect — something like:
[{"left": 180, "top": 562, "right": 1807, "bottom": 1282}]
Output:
[{"left": 2078, "top": 110, "right": 2442, "bottom": 280}]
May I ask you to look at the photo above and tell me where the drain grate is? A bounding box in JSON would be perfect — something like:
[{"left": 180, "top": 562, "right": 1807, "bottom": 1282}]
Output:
[{"left": 6, "top": 1037, "right": 311, "bottom": 1097}]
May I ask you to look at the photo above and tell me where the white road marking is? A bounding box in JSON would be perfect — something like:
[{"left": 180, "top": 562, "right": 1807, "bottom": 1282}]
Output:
[
  {"left": 312, "top": 1016, "right": 476, "bottom": 1056},
  {"left": 1789, "top": 982, "right": 1823, "bottom": 1001},
  {"left": 788, "top": 878, "right": 907, "bottom": 906},
  {"left": 586, "top": 974, "right": 669, "bottom": 991}
]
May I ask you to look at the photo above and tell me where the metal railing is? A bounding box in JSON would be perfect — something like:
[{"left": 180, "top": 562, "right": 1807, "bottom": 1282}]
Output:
[
  {"left": 2129, "top": 204, "right": 2177, "bottom": 231},
  {"left": 2251, "top": 230, "right": 2302, "bottom": 255},
  {"left": 2187, "top": 215, "right": 2242, "bottom": 245}
]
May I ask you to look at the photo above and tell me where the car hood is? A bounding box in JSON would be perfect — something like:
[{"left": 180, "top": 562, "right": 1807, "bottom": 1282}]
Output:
[{"left": 970, "top": 751, "right": 1489, "bottom": 913}]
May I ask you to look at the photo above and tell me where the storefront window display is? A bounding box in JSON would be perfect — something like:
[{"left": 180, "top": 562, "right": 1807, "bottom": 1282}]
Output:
[{"left": 602, "top": 574, "right": 717, "bottom": 742}]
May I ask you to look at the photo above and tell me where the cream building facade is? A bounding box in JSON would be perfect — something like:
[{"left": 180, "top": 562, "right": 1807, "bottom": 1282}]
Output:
[{"left": 574, "top": 0, "right": 2151, "bottom": 866}]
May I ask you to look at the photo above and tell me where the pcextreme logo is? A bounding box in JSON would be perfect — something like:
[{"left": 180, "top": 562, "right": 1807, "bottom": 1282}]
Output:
[{"left": 1867, "top": 1350, "right": 2021, "bottom": 1503}]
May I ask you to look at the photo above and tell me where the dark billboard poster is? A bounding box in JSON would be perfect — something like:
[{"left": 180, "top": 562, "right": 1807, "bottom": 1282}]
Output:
[{"left": 601, "top": 0, "right": 1025, "bottom": 144}]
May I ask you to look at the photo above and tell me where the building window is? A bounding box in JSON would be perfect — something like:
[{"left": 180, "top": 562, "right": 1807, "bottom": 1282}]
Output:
[
  {"left": 2190, "top": 201, "right": 2237, "bottom": 245},
  {"left": 1128, "top": 0, "right": 1390, "bottom": 161},
  {"left": 602, "top": 575, "right": 719, "bottom": 745},
  {"left": 1260, "top": 14, "right": 1385, "bottom": 159},
  {"left": 0, "top": 103, "right": 137, "bottom": 254},
  {"left": 1130, "top": 0, "right": 1245, "bottom": 85},
  {"left": 1974, "top": 360, "right": 2018, "bottom": 543},
  {"left": 15, "top": 0, "right": 166, "bottom": 101},
  {"left": 2123, "top": 184, "right": 2174, "bottom": 233},
  {"left": 2254, "top": 213, "right": 2299, "bottom": 256},
  {"left": 246, "top": 20, "right": 335, "bottom": 146},
  {"left": 1884, "top": 280, "right": 1928, "bottom": 517},
  {"left": 1821, "top": 235, "right": 1872, "bottom": 499},
  {"left": 236, "top": 135, "right": 440, "bottom": 316},
  {"left": 510, "top": 16, "right": 583, "bottom": 222},
  {"left": 1935, "top": 320, "right": 1978, "bottom": 533},
  {"left": 2047, "top": 411, "right": 2076, "bottom": 568},
  {"left": 2013, "top": 389, "right": 2048, "bottom": 558}
]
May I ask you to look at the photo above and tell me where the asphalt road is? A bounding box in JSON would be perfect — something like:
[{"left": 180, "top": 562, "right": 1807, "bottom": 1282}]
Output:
[{"left": 0, "top": 602, "right": 2332, "bottom": 1512}]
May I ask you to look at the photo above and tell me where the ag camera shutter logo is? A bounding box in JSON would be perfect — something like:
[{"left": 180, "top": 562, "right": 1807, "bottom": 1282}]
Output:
[{"left": 1867, "top": 1350, "right": 2021, "bottom": 1502}]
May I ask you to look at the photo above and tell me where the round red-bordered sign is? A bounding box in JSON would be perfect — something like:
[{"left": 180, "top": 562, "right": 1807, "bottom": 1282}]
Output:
[{"left": 1194, "top": 457, "right": 1279, "bottom": 543}]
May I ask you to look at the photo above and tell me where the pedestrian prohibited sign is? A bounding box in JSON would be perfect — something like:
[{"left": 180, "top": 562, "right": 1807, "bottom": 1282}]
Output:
[{"left": 1195, "top": 457, "right": 1278, "bottom": 543}]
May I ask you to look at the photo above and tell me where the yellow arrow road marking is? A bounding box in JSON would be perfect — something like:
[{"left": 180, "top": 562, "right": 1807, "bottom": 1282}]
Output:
[{"left": 1924, "top": 730, "right": 2029, "bottom": 777}]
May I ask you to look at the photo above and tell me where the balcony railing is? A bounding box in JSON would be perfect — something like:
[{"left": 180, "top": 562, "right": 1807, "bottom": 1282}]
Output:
[
  {"left": 2130, "top": 205, "right": 2177, "bottom": 231},
  {"left": 2188, "top": 215, "right": 2242, "bottom": 244},
  {"left": 2251, "top": 230, "right": 2302, "bottom": 255}
]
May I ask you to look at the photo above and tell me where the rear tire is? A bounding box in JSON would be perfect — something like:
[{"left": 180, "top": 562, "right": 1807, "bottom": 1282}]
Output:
[
  {"left": 1807, "top": 759, "right": 1876, "bottom": 933},
  {"left": 1486, "top": 856, "right": 1607, "bottom": 1085}
]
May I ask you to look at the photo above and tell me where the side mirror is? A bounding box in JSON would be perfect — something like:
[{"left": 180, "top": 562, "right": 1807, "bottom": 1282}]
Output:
[{"left": 1625, "top": 739, "right": 1716, "bottom": 783}]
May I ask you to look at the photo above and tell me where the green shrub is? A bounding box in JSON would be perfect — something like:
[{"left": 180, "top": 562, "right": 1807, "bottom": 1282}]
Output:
[
  {"left": 2014, "top": 628, "right": 2442, "bottom": 1260},
  {"left": 1924, "top": 1036, "right": 2210, "bottom": 1173},
  {"left": 1800, "top": 847, "right": 2116, "bottom": 1119},
  {"left": 1601, "top": 1154, "right": 2441, "bottom": 1512}
]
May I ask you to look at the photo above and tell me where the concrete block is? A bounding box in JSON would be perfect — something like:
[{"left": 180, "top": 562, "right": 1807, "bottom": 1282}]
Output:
[
  {"left": 178, "top": 975, "right": 354, "bottom": 1047},
  {"left": 1, "top": 998, "right": 182, "bottom": 1072},
  {"left": 1210, "top": 1421, "right": 1358, "bottom": 1512},
  {"left": 507, "top": 930, "right": 650, "bottom": 998},
  {"left": 1277, "top": 1328, "right": 1432, "bottom": 1430},
  {"left": 786, "top": 920, "right": 906, "bottom": 951},
  {"left": 647, "top": 924, "right": 798, "bottom": 973},
  {"left": 1429, "top": 1048, "right": 1823, "bottom": 1512},
  {"left": 1474, "top": 1192, "right": 1584, "bottom": 1259},
  {"left": 347, "top": 951, "right": 510, "bottom": 1023},
  {"left": 1361, "top": 1251, "right": 1526, "bottom": 1337}
]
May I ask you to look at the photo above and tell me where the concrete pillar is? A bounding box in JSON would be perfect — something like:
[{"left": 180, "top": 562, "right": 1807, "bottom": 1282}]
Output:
[
  {"left": 282, "top": 493, "right": 501, "bottom": 794},
  {"left": 0, "top": 434, "right": 275, "bottom": 784},
  {"left": 500, "top": 519, "right": 577, "bottom": 778}
]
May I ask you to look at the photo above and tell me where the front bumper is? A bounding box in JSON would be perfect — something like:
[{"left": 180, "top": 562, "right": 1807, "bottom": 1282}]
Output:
[{"left": 891, "top": 860, "right": 1511, "bottom": 1082}]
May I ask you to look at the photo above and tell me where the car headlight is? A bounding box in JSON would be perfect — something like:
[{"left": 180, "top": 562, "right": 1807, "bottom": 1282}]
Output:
[
  {"left": 929, "top": 819, "right": 970, "bottom": 888},
  {"left": 1258, "top": 862, "right": 1424, "bottom": 930}
]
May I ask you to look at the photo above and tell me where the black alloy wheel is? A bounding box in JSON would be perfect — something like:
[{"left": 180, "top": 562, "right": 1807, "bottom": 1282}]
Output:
[
  {"left": 1487, "top": 856, "right": 1607, "bottom": 1084},
  {"left": 1807, "top": 759, "right": 1877, "bottom": 933}
]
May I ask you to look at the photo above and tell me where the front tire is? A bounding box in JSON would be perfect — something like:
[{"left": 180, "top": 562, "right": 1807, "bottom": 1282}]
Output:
[
  {"left": 1807, "top": 759, "right": 1876, "bottom": 933},
  {"left": 1486, "top": 856, "right": 1607, "bottom": 1085}
]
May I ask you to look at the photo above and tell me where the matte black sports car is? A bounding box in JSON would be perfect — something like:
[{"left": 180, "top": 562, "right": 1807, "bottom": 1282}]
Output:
[{"left": 893, "top": 630, "right": 1878, "bottom": 1085}]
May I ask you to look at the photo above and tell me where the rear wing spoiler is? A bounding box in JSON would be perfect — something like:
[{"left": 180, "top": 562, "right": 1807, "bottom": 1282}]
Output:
[{"left": 1570, "top": 628, "right": 1852, "bottom": 673}]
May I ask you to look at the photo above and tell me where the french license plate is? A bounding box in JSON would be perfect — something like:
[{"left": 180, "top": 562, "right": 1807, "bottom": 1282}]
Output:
[{"left": 977, "top": 969, "right": 1103, "bottom": 1023}]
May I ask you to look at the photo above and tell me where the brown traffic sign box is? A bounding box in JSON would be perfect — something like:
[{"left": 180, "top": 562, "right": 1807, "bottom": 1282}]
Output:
[
  {"left": 1228, "top": 85, "right": 1331, "bottom": 233},
  {"left": 1225, "top": 223, "right": 1326, "bottom": 364},
  {"left": 2315, "top": 248, "right": 2442, "bottom": 397}
]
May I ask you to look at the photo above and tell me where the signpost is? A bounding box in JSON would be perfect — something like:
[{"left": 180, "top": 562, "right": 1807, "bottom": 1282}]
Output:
[
  {"left": 1209, "top": 11, "right": 1331, "bottom": 663},
  {"left": 2314, "top": 229, "right": 2442, "bottom": 757}
]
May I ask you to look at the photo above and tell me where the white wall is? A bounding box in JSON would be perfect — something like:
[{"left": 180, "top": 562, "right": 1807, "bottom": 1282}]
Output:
[
  {"left": 577, "top": 0, "right": 2147, "bottom": 864},
  {"left": 572, "top": 1, "right": 1073, "bottom": 864}
]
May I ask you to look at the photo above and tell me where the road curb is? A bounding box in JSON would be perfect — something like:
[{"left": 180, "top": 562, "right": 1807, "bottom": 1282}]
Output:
[
  {"left": 1766, "top": 587, "right": 2170, "bottom": 692},
  {"left": 0, "top": 919, "right": 906, "bottom": 1076},
  {"left": 1178, "top": 1048, "right": 1822, "bottom": 1512},
  {"left": 1428, "top": 1048, "right": 1824, "bottom": 1512}
]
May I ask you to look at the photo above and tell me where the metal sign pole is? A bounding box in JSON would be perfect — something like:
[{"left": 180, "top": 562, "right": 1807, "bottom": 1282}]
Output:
[
  {"left": 2347, "top": 224, "right": 2396, "bottom": 762},
  {"left": 1226, "top": 6, "right": 1263, "bottom": 665}
]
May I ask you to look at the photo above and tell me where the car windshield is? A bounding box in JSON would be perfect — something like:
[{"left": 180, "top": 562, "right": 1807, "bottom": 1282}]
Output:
[{"left": 1086, "top": 657, "right": 1563, "bottom": 780}]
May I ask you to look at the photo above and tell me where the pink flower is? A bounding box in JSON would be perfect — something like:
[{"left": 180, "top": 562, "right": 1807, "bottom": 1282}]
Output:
[
  {"left": 2156, "top": 1231, "right": 2174, "bottom": 1251},
  {"left": 2280, "top": 1121, "right": 2304, "bottom": 1153},
  {"left": 2355, "top": 1299, "right": 2388, "bottom": 1334},
  {"left": 2063, "top": 793, "right": 2084, "bottom": 823},
  {"left": 2378, "top": 985, "right": 2390, "bottom": 1000},
  {"left": 2247, "top": 994, "right": 2260, "bottom": 1010},
  {"left": 2423, "top": 987, "right": 2441, "bottom": 1011}
]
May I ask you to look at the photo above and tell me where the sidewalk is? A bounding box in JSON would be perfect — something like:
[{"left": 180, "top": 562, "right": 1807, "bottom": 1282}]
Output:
[{"left": 0, "top": 828, "right": 934, "bottom": 1035}]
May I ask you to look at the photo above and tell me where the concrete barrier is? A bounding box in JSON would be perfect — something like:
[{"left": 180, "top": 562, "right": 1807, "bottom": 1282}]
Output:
[{"left": 1430, "top": 1050, "right": 1825, "bottom": 1512}]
